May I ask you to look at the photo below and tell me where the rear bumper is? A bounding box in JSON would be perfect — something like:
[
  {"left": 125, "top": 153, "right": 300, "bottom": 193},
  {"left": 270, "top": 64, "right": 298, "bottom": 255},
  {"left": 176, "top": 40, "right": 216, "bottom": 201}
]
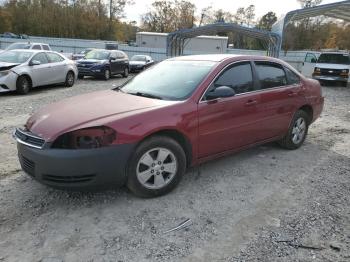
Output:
[{"left": 17, "top": 142, "right": 136, "bottom": 190}]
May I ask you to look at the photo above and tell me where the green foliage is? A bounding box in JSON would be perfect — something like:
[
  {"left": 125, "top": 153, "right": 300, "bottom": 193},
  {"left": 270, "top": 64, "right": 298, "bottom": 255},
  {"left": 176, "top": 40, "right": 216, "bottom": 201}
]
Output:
[{"left": 0, "top": 0, "right": 135, "bottom": 41}]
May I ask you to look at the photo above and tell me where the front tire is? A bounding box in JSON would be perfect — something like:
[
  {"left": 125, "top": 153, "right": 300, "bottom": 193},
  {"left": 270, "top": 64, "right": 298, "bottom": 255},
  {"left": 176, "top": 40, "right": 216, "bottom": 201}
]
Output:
[
  {"left": 65, "top": 71, "right": 75, "bottom": 87},
  {"left": 127, "top": 136, "right": 186, "bottom": 198},
  {"left": 279, "top": 110, "right": 309, "bottom": 150},
  {"left": 16, "top": 75, "right": 31, "bottom": 95}
]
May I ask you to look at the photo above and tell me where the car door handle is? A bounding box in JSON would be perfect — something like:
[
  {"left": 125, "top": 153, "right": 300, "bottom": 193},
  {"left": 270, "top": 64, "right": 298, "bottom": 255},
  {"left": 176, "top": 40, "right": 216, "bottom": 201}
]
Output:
[
  {"left": 288, "top": 92, "right": 298, "bottom": 97},
  {"left": 245, "top": 100, "right": 258, "bottom": 106}
]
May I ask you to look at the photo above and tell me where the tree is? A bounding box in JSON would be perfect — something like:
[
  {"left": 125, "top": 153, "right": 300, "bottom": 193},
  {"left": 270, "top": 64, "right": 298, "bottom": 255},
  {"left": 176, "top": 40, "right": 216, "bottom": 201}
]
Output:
[
  {"left": 257, "top": 12, "right": 277, "bottom": 31},
  {"left": 245, "top": 5, "right": 255, "bottom": 26}
]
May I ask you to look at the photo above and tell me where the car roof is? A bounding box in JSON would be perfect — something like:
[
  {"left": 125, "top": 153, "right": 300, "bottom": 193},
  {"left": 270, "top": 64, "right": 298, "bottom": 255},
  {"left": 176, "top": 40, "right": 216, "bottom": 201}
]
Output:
[{"left": 168, "top": 54, "right": 280, "bottom": 63}]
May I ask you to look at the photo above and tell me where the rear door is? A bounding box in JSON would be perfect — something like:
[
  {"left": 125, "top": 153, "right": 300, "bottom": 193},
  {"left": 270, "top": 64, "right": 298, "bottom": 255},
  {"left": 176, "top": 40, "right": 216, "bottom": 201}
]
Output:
[
  {"left": 301, "top": 52, "right": 317, "bottom": 77},
  {"left": 109, "top": 51, "right": 118, "bottom": 74},
  {"left": 198, "top": 62, "right": 264, "bottom": 158},
  {"left": 252, "top": 61, "right": 302, "bottom": 141},
  {"left": 28, "top": 52, "right": 51, "bottom": 86},
  {"left": 46, "top": 52, "right": 67, "bottom": 84}
]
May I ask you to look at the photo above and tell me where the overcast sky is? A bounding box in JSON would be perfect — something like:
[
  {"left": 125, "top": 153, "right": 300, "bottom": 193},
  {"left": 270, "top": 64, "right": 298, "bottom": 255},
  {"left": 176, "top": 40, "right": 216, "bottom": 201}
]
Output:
[{"left": 123, "top": 0, "right": 340, "bottom": 24}]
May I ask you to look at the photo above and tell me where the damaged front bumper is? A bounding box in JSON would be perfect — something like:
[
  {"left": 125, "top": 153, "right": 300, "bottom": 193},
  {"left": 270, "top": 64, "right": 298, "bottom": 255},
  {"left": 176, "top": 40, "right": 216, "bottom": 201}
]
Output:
[{"left": 0, "top": 71, "right": 17, "bottom": 92}]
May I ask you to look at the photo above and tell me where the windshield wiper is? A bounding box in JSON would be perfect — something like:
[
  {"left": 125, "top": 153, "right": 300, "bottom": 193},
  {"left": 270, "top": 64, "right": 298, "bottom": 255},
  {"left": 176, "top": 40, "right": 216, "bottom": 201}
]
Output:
[{"left": 128, "top": 92, "right": 163, "bottom": 100}]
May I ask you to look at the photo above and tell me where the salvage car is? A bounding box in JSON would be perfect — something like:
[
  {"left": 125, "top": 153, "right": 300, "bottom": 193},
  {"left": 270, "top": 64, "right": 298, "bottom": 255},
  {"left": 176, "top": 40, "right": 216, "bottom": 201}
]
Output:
[
  {"left": 0, "top": 49, "right": 77, "bottom": 94},
  {"left": 76, "top": 49, "right": 129, "bottom": 80},
  {"left": 129, "top": 55, "right": 154, "bottom": 72},
  {"left": 14, "top": 54, "right": 324, "bottom": 197}
]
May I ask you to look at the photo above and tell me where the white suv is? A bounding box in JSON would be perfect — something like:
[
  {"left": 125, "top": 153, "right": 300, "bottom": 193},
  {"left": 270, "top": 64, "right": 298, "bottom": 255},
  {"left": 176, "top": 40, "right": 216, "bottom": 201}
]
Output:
[{"left": 5, "top": 42, "right": 51, "bottom": 51}]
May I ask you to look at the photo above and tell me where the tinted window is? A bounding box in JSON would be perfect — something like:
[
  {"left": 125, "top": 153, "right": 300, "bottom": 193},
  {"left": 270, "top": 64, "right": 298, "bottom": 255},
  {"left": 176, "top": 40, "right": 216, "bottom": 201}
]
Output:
[
  {"left": 32, "top": 53, "right": 49, "bottom": 64},
  {"left": 285, "top": 67, "right": 300, "bottom": 85},
  {"left": 255, "top": 62, "right": 287, "bottom": 89},
  {"left": 117, "top": 51, "right": 127, "bottom": 59},
  {"left": 47, "top": 53, "right": 64, "bottom": 63},
  {"left": 213, "top": 63, "right": 254, "bottom": 95},
  {"left": 32, "top": 45, "right": 41, "bottom": 50},
  {"left": 42, "top": 45, "right": 50, "bottom": 51}
]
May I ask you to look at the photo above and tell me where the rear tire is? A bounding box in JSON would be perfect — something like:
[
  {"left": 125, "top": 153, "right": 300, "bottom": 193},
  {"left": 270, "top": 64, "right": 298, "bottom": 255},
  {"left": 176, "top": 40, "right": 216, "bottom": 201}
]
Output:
[
  {"left": 122, "top": 67, "right": 129, "bottom": 78},
  {"left": 104, "top": 68, "right": 111, "bottom": 80},
  {"left": 279, "top": 110, "right": 309, "bottom": 150},
  {"left": 127, "top": 136, "right": 186, "bottom": 198},
  {"left": 16, "top": 75, "right": 31, "bottom": 95},
  {"left": 64, "top": 71, "right": 75, "bottom": 87}
]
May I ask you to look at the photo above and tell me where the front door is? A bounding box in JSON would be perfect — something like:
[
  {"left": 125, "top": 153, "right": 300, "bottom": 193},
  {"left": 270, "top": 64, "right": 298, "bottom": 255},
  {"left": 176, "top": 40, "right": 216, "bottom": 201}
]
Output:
[
  {"left": 198, "top": 62, "right": 263, "bottom": 158},
  {"left": 28, "top": 52, "right": 51, "bottom": 86},
  {"left": 301, "top": 52, "right": 318, "bottom": 78}
]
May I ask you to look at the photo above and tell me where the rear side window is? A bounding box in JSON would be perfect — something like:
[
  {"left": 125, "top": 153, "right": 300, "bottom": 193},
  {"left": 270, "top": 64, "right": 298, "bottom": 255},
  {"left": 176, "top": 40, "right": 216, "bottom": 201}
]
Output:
[
  {"left": 285, "top": 67, "right": 300, "bottom": 85},
  {"left": 32, "top": 45, "right": 41, "bottom": 50},
  {"left": 42, "top": 45, "right": 50, "bottom": 51},
  {"left": 47, "top": 53, "right": 64, "bottom": 63},
  {"left": 255, "top": 62, "right": 287, "bottom": 89},
  {"left": 213, "top": 62, "right": 254, "bottom": 95}
]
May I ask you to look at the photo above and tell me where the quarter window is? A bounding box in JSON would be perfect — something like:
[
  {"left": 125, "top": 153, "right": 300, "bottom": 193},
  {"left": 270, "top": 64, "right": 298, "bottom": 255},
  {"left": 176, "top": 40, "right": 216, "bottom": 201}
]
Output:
[
  {"left": 285, "top": 67, "right": 300, "bottom": 85},
  {"left": 212, "top": 63, "right": 254, "bottom": 95},
  {"left": 32, "top": 53, "right": 49, "bottom": 64},
  {"left": 255, "top": 62, "right": 287, "bottom": 89},
  {"left": 47, "top": 53, "right": 64, "bottom": 63},
  {"left": 42, "top": 45, "right": 50, "bottom": 51}
]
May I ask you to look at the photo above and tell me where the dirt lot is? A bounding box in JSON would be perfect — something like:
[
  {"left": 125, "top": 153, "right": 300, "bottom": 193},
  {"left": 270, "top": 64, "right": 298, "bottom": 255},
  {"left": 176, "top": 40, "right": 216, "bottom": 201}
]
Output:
[{"left": 0, "top": 78, "right": 349, "bottom": 262}]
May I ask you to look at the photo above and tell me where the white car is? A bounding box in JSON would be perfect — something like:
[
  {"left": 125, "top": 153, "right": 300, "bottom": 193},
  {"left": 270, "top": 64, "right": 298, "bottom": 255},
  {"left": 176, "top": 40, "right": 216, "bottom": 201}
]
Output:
[
  {"left": 301, "top": 52, "right": 350, "bottom": 87},
  {"left": 0, "top": 49, "right": 78, "bottom": 94}
]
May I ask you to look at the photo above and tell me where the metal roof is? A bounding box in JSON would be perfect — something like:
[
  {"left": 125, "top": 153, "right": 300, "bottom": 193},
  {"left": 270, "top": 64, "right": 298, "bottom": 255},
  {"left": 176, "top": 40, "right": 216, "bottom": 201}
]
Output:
[
  {"left": 166, "top": 22, "right": 281, "bottom": 58},
  {"left": 284, "top": 0, "right": 350, "bottom": 24}
]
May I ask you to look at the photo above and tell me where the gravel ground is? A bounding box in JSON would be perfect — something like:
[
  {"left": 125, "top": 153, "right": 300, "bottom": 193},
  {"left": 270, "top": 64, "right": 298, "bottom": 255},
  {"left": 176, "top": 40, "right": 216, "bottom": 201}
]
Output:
[{"left": 0, "top": 78, "right": 349, "bottom": 262}]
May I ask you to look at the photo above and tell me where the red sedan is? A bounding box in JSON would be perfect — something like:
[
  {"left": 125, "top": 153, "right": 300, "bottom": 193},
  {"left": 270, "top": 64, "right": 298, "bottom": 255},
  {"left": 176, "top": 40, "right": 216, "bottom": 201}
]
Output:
[{"left": 14, "top": 54, "right": 324, "bottom": 197}]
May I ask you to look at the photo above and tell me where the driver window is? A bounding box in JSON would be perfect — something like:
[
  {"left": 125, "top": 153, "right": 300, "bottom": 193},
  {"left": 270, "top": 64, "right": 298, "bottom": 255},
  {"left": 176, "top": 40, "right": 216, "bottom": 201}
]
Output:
[
  {"left": 31, "top": 53, "right": 49, "bottom": 64},
  {"left": 210, "top": 62, "right": 254, "bottom": 95},
  {"left": 305, "top": 53, "right": 317, "bottom": 63},
  {"left": 110, "top": 52, "right": 117, "bottom": 59}
]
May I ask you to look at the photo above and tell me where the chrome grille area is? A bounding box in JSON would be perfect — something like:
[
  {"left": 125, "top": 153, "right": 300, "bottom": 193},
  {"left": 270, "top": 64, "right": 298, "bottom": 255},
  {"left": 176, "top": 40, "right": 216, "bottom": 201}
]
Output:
[{"left": 14, "top": 128, "right": 45, "bottom": 149}]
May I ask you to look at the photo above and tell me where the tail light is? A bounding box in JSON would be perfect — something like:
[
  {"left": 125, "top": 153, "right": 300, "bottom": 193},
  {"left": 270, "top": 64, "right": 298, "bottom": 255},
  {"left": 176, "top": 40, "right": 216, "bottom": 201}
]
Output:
[{"left": 52, "top": 126, "right": 116, "bottom": 149}]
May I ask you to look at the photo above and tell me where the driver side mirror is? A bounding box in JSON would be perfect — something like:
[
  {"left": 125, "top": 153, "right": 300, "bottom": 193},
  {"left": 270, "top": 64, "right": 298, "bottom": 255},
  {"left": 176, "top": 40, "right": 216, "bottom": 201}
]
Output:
[
  {"left": 206, "top": 86, "right": 235, "bottom": 101},
  {"left": 30, "top": 60, "right": 41, "bottom": 66},
  {"left": 110, "top": 57, "right": 116, "bottom": 61}
]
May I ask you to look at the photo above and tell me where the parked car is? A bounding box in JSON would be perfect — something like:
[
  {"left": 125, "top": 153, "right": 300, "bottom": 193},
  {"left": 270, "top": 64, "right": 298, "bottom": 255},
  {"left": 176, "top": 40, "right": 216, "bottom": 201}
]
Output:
[
  {"left": 76, "top": 49, "right": 129, "bottom": 80},
  {"left": 0, "top": 49, "right": 77, "bottom": 94},
  {"left": 129, "top": 55, "right": 154, "bottom": 72},
  {"left": 72, "top": 48, "right": 94, "bottom": 60},
  {"left": 301, "top": 51, "right": 350, "bottom": 87},
  {"left": 13, "top": 54, "right": 324, "bottom": 197},
  {"left": 5, "top": 42, "right": 51, "bottom": 51},
  {"left": 0, "top": 32, "right": 20, "bottom": 38}
]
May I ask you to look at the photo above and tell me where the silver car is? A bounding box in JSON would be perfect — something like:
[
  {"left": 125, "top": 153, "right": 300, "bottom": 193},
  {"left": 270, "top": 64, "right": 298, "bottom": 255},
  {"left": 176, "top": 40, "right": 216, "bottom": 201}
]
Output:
[{"left": 0, "top": 49, "right": 78, "bottom": 94}]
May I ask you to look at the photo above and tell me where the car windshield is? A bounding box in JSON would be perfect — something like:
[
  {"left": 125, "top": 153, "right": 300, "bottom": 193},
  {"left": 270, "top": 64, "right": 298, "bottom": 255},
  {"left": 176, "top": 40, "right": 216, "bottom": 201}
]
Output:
[
  {"left": 131, "top": 55, "right": 147, "bottom": 61},
  {"left": 121, "top": 60, "right": 216, "bottom": 101},
  {"left": 0, "top": 50, "right": 32, "bottom": 63},
  {"left": 85, "top": 50, "right": 110, "bottom": 60},
  {"left": 6, "top": 43, "right": 31, "bottom": 50},
  {"left": 318, "top": 53, "right": 350, "bottom": 65}
]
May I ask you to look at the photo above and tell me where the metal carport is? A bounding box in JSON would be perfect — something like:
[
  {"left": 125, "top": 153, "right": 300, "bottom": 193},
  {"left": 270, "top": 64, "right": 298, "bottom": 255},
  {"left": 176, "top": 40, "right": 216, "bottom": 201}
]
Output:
[{"left": 166, "top": 22, "right": 282, "bottom": 58}]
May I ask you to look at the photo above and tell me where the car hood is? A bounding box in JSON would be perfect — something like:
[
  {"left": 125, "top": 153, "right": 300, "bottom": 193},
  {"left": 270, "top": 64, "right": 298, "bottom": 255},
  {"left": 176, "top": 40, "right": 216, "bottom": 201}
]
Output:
[
  {"left": 0, "top": 62, "right": 20, "bottom": 71},
  {"left": 316, "top": 63, "right": 350, "bottom": 70},
  {"left": 130, "top": 61, "right": 146, "bottom": 66},
  {"left": 26, "top": 90, "right": 173, "bottom": 142}
]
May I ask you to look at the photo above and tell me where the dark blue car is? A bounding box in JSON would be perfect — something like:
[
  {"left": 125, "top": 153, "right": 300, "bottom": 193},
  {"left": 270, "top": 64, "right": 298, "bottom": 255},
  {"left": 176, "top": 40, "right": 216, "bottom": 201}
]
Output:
[{"left": 76, "top": 49, "right": 129, "bottom": 80}]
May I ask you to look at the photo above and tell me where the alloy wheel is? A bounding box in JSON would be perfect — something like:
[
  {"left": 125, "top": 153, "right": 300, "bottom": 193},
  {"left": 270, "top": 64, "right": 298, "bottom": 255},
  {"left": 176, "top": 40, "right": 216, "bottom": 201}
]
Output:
[
  {"left": 136, "top": 147, "right": 178, "bottom": 190},
  {"left": 292, "top": 117, "right": 306, "bottom": 144}
]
